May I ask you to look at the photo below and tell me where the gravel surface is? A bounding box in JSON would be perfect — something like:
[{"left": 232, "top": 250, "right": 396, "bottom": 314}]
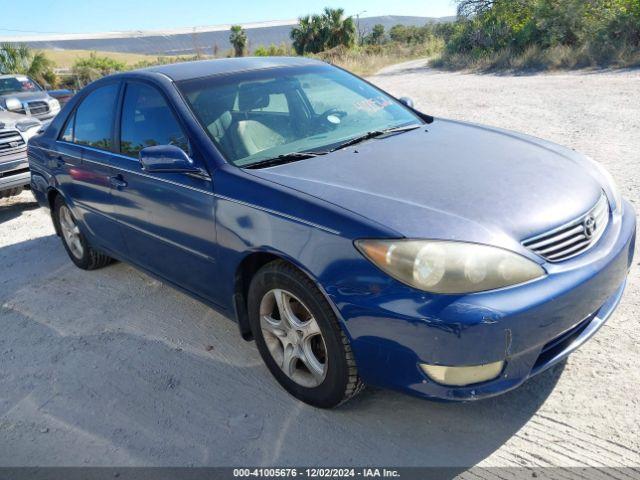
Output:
[{"left": 0, "top": 60, "right": 639, "bottom": 468}]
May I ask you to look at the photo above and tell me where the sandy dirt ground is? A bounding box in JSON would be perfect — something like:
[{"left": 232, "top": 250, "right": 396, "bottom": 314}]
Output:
[{"left": 0, "top": 60, "right": 639, "bottom": 469}]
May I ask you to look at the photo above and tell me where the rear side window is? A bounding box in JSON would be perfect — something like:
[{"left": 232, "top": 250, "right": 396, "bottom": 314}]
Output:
[
  {"left": 120, "top": 82, "right": 189, "bottom": 158},
  {"left": 60, "top": 115, "right": 74, "bottom": 142},
  {"left": 71, "top": 83, "right": 119, "bottom": 150}
]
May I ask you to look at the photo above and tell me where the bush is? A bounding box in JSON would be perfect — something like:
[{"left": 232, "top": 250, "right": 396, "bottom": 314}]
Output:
[
  {"left": 315, "top": 38, "right": 444, "bottom": 76},
  {"left": 432, "top": 0, "right": 640, "bottom": 71},
  {"left": 254, "top": 43, "right": 292, "bottom": 56},
  {"left": 71, "top": 52, "right": 125, "bottom": 86}
]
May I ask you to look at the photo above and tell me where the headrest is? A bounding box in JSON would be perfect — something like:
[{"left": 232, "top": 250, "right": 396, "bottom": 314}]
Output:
[{"left": 238, "top": 83, "right": 271, "bottom": 111}]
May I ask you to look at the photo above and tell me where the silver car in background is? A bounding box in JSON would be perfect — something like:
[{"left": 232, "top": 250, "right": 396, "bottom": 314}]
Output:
[
  {"left": 0, "top": 74, "right": 61, "bottom": 122},
  {"left": 0, "top": 110, "right": 41, "bottom": 198}
]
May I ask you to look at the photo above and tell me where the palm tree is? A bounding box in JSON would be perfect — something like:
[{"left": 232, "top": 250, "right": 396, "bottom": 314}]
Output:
[
  {"left": 229, "top": 26, "right": 248, "bottom": 57},
  {"left": 291, "top": 8, "right": 356, "bottom": 54},
  {"left": 291, "top": 15, "right": 315, "bottom": 55},
  {"left": 0, "top": 43, "right": 56, "bottom": 87},
  {"left": 322, "top": 8, "right": 356, "bottom": 50}
]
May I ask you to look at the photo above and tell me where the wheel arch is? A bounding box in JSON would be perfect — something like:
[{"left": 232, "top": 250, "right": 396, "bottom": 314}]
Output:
[
  {"left": 47, "top": 187, "right": 62, "bottom": 236},
  {"left": 232, "top": 249, "right": 345, "bottom": 342}
]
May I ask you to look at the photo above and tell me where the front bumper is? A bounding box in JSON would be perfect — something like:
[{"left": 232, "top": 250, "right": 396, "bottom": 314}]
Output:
[
  {"left": 0, "top": 150, "right": 30, "bottom": 191},
  {"left": 338, "top": 200, "right": 636, "bottom": 401}
]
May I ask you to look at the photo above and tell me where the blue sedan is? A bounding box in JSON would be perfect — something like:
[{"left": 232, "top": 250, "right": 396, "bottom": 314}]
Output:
[{"left": 28, "top": 57, "right": 636, "bottom": 408}]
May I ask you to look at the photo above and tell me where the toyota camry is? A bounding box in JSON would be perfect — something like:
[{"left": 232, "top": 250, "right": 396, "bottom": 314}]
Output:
[{"left": 28, "top": 57, "right": 636, "bottom": 408}]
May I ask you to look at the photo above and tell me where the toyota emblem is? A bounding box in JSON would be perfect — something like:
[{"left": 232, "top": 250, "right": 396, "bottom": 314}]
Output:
[{"left": 583, "top": 215, "right": 596, "bottom": 238}]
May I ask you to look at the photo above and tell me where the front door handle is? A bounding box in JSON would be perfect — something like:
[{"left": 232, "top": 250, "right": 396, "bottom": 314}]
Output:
[{"left": 109, "top": 175, "right": 128, "bottom": 189}]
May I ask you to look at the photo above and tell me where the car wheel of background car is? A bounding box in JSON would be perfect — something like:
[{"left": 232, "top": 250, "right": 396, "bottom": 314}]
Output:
[
  {"left": 248, "top": 260, "right": 364, "bottom": 408},
  {"left": 53, "top": 195, "right": 113, "bottom": 270}
]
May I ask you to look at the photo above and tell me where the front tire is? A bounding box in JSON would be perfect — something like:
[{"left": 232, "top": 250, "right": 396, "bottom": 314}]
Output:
[
  {"left": 53, "top": 195, "right": 113, "bottom": 270},
  {"left": 248, "top": 260, "right": 364, "bottom": 408}
]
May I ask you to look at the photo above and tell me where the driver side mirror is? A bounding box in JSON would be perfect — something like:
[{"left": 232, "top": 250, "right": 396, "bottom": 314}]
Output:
[
  {"left": 139, "top": 145, "right": 202, "bottom": 174},
  {"left": 398, "top": 97, "right": 415, "bottom": 109}
]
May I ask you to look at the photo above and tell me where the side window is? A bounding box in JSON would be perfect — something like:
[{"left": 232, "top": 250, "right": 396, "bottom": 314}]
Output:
[
  {"left": 120, "top": 83, "right": 189, "bottom": 158},
  {"left": 73, "top": 83, "right": 119, "bottom": 150},
  {"left": 60, "top": 113, "right": 75, "bottom": 142}
]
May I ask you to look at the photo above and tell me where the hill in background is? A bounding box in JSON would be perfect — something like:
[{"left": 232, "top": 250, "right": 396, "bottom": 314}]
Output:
[{"left": 15, "top": 16, "right": 454, "bottom": 56}]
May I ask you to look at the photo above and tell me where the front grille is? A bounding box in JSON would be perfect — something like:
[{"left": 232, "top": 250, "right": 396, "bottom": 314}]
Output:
[
  {"left": 0, "top": 130, "right": 26, "bottom": 155},
  {"left": 523, "top": 194, "right": 609, "bottom": 262},
  {"left": 0, "top": 166, "right": 29, "bottom": 178},
  {"left": 27, "top": 101, "right": 50, "bottom": 116}
]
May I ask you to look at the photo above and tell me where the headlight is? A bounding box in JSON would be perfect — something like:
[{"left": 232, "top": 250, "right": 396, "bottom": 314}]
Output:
[
  {"left": 356, "top": 239, "right": 545, "bottom": 294},
  {"left": 48, "top": 98, "right": 60, "bottom": 111},
  {"left": 16, "top": 119, "right": 42, "bottom": 132},
  {"left": 585, "top": 157, "right": 622, "bottom": 212},
  {"left": 5, "top": 97, "right": 22, "bottom": 112}
]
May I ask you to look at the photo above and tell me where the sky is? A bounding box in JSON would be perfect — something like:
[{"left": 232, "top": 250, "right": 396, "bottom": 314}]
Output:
[{"left": 0, "top": 0, "right": 457, "bottom": 37}]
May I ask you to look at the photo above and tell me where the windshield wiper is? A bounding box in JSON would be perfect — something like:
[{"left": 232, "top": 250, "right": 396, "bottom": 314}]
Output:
[
  {"left": 245, "top": 124, "right": 421, "bottom": 169},
  {"left": 330, "top": 124, "right": 422, "bottom": 152},
  {"left": 245, "top": 150, "right": 328, "bottom": 169}
]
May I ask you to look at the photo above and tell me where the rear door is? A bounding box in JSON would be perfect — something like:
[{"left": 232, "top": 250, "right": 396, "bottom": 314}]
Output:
[
  {"left": 108, "top": 80, "right": 219, "bottom": 303},
  {"left": 56, "top": 82, "right": 127, "bottom": 255}
]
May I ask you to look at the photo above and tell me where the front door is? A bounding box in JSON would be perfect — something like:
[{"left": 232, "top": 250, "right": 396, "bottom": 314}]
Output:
[{"left": 109, "top": 81, "right": 219, "bottom": 304}]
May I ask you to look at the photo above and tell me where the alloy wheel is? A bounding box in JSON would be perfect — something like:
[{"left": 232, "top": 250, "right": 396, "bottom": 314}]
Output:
[
  {"left": 59, "top": 205, "right": 84, "bottom": 259},
  {"left": 259, "top": 288, "right": 328, "bottom": 388}
]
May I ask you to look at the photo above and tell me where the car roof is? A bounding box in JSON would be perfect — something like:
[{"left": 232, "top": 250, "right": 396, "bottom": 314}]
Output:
[{"left": 136, "top": 56, "right": 326, "bottom": 82}]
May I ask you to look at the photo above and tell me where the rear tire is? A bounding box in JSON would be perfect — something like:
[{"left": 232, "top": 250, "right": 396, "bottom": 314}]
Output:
[
  {"left": 53, "top": 195, "right": 113, "bottom": 270},
  {"left": 248, "top": 260, "right": 364, "bottom": 408}
]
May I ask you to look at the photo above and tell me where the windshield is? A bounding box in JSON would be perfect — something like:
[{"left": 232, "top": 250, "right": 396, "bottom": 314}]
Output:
[
  {"left": 0, "top": 76, "right": 41, "bottom": 95},
  {"left": 178, "top": 65, "right": 422, "bottom": 167}
]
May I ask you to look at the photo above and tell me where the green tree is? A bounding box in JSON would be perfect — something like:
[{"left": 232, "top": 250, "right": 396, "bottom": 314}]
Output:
[
  {"left": 229, "top": 25, "right": 248, "bottom": 57},
  {"left": 388, "top": 24, "right": 434, "bottom": 44},
  {"left": 440, "top": 0, "right": 640, "bottom": 68},
  {"left": 291, "top": 15, "right": 321, "bottom": 54},
  {"left": 322, "top": 8, "right": 356, "bottom": 49},
  {"left": 0, "top": 43, "right": 57, "bottom": 87},
  {"left": 290, "top": 8, "right": 356, "bottom": 54},
  {"left": 365, "top": 24, "right": 386, "bottom": 45}
]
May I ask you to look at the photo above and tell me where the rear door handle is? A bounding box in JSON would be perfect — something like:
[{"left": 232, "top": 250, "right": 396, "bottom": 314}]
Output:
[{"left": 109, "top": 175, "right": 128, "bottom": 189}]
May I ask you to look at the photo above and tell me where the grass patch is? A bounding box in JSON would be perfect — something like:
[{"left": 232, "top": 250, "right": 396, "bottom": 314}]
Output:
[
  {"left": 43, "top": 49, "right": 197, "bottom": 69},
  {"left": 431, "top": 43, "right": 640, "bottom": 72},
  {"left": 314, "top": 39, "right": 444, "bottom": 76}
]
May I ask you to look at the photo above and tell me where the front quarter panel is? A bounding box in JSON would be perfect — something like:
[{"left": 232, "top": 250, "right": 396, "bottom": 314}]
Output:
[{"left": 211, "top": 165, "right": 399, "bottom": 309}]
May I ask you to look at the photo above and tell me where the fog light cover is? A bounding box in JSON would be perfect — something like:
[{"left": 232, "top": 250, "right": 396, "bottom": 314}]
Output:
[{"left": 420, "top": 360, "right": 504, "bottom": 386}]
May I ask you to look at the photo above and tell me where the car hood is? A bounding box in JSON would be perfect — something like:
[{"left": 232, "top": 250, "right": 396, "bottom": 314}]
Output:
[
  {"left": 248, "top": 119, "right": 605, "bottom": 249},
  {"left": 0, "top": 110, "right": 29, "bottom": 126},
  {"left": 0, "top": 91, "right": 49, "bottom": 103}
]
